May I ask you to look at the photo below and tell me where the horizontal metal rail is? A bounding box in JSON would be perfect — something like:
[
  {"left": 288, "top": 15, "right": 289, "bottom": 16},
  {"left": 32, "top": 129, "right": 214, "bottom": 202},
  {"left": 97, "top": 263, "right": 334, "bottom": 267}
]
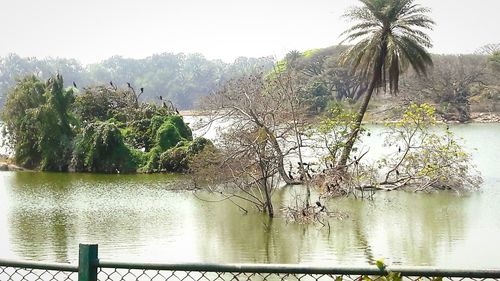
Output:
[
  {"left": 98, "top": 261, "right": 500, "bottom": 278},
  {"left": 0, "top": 258, "right": 78, "bottom": 272},
  {"left": 3, "top": 242, "right": 500, "bottom": 281},
  {"left": 1, "top": 258, "right": 499, "bottom": 279}
]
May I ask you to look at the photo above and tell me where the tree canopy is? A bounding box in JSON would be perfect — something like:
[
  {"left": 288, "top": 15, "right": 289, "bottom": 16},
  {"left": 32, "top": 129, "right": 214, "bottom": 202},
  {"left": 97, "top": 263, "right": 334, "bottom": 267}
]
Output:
[{"left": 1, "top": 75, "right": 210, "bottom": 173}]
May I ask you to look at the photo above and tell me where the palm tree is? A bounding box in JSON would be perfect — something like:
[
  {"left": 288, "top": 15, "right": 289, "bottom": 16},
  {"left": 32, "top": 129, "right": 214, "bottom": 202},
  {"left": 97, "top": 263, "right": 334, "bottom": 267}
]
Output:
[{"left": 338, "top": 0, "right": 434, "bottom": 166}]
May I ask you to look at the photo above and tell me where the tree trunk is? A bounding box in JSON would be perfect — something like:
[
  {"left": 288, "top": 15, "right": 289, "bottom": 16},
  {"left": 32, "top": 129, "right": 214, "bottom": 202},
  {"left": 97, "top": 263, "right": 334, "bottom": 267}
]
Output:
[
  {"left": 263, "top": 126, "right": 296, "bottom": 184},
  {"left": 262, "top": 178, "right": 274, "bottom": 218},
  {"left": 339, "top": 46, "right": 387, "bottom": 166},
  {"left": 249, "top": 111, "right": 295, "bottom": 185}
]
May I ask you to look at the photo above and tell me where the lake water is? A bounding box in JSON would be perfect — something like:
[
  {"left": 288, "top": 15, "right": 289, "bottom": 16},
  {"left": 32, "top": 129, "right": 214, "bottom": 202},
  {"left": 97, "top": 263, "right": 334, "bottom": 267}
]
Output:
[{"left": 0, "top": 123, "right": 499, "bottom": 269}]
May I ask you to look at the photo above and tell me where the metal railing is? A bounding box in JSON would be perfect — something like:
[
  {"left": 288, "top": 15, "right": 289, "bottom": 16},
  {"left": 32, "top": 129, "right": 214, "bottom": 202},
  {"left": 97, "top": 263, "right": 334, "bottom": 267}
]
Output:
[
  {"left": 1, "top": 244, "right": 500, "bottom": 281},
  {"left": 0, "top": 259, "right": 77, "bottom": 281}
]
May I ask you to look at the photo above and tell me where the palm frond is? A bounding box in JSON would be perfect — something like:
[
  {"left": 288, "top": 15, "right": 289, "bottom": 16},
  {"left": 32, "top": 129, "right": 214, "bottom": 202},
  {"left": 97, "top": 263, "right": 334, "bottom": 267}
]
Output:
[{"left": 340, "top": 0, "right": 434, "bottom": 93}]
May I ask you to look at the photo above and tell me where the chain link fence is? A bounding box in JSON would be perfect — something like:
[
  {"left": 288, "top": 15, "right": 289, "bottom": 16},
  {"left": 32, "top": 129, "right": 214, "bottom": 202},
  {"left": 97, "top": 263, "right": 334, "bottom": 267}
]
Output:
[
  {"left": 3, "top": 265, "right": 500, "bottom": 281},
  {"left": 2, "top": 244, "right": 500, "bottom": 281},
  {"left": 0, "top": 260, "right": 77, "bottom": 281},
  {"left": 98, "top": 268, "right": 374, "bottom": 281},
  {"left": 96, "top": 267, "right": 500, "bottom": 281},
  {"left": 97, "top": 262, "right": 500, "bottom": 281}
]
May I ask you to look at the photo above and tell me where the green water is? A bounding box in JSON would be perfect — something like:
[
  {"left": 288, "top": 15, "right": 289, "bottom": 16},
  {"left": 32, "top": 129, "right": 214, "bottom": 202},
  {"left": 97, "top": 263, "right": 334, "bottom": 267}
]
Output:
[{"left": 0, "top": 124, "right": 499, "bottom": 268}]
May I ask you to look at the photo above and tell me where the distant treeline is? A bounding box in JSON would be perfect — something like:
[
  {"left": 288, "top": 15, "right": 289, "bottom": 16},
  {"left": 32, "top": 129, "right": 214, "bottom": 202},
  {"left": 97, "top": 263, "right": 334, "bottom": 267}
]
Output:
[
  {"left": 1, "top": 46, "right": 498, "bottom": 119},
  {"left": 0, "top": 53, "right": 275, "bottom": 109}
]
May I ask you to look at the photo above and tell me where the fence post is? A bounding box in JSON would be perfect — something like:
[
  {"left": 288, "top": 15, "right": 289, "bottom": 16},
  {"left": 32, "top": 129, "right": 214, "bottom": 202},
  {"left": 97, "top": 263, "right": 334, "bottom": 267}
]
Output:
[{"left": 78, "top": 244, "right": 98, "bottom": 281}]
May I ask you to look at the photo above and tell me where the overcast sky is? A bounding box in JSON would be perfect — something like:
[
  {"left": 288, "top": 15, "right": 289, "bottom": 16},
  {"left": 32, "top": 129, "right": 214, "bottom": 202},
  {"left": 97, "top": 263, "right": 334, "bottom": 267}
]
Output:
[{"left": 0, "top": 0, "right": 498, "bottom": 64}]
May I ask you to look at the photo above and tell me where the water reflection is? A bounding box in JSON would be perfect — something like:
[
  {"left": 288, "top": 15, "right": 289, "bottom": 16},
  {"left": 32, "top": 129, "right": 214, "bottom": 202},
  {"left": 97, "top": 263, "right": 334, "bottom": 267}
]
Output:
[
  {"left": 0, "top": 172, "right": 482, "bottom": 266},
  {"left": 10, "top": 209, "right": 72, "bottom": 262},
  {"left": 0, "top": 124, "right": 499, "bottom": 268},
  {"left": 186, "top": 186, "right": 471, "bottom": 266}
]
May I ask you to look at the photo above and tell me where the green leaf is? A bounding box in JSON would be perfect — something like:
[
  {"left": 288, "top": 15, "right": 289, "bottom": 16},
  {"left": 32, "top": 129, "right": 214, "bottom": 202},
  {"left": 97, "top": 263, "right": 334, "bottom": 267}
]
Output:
[{"left": 376, "top": 259, "right": 386, "bottom": 271}]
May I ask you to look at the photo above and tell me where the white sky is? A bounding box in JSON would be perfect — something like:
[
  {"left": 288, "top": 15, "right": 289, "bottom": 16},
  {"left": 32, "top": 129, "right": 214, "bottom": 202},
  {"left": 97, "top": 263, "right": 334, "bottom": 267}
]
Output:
[{"left": 0, "top": 0, "right": 498, "bottom": 64}]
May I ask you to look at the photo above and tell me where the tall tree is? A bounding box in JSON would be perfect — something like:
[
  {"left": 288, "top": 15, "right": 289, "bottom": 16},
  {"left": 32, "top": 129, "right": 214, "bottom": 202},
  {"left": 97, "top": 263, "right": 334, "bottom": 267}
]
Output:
[
  {"left": 338, "top": 0, "right": 434, "bottom": 166},
  {"left": 2, "top": 75, "right": 75, "bottom": 170}
]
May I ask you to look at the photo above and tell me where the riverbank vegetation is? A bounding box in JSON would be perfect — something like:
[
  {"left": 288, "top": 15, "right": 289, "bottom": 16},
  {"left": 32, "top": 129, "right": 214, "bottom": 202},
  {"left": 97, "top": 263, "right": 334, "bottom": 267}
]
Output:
[{"left": 1, "top": 74, "right": 210, "bottom": 173}]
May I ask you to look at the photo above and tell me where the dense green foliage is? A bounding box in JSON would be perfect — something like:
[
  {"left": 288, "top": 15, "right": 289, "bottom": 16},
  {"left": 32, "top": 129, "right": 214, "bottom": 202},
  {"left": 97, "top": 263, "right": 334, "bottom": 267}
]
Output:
[
  {"left": 159, "top": 137, "right": 213, "bottom": 173},
  {"left": 1, "top": 75, "right": 207, "bottom": 173},
  {"left": 72, "top": 121, "right": 142, "bottom": 173},
  {"left": 2, "top": 75, "right": 75, "bottom": 170}
]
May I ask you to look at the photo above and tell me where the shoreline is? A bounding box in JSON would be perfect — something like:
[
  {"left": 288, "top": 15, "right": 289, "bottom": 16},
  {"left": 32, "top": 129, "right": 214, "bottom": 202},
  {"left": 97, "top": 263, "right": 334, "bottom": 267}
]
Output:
[
  {"left": 0, "top": 162, "right": 28, "bottom": 172},
  {"left": 181, "top": 110, "right": 500, "bottom": 124}
]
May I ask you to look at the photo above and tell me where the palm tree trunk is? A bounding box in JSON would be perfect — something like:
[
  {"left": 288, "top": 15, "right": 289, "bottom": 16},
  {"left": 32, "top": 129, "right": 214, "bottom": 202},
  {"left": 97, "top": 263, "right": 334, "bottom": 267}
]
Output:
[{"left": 339, "top": 46, "right": 387, "bottom": 167}]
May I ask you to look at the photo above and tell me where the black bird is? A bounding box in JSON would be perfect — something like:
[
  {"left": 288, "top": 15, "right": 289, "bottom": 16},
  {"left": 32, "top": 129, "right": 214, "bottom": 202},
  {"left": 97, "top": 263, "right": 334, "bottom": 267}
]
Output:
[
  {"left": 288, "top": 171, "right": 294, "bottom": 180},
  {"left": 175, "top": 108, "right": 180, "bottom": 115},
  {"left": 72, "top": 81, "right": 77, "bottom": 88},
  {"left": 398, "top": 146, "right": 401, "bottom": 153},
  {"left": 127, "top": 82, "right": 132, "bottom": 88},
  {"left": 140, "top": 87, "right": 144, "bottom": 94},
  {"left": 315, "top": 201, "right": 322, "bottom": 207},
  {"left": 110, "top": 81, "right": 114, "bottom": 87},
  {"left": 396, "top": 170, "right": 400, "bottom": 176},
  {"left": 159, "top": 95, "right": 163, "bottom": 100}
]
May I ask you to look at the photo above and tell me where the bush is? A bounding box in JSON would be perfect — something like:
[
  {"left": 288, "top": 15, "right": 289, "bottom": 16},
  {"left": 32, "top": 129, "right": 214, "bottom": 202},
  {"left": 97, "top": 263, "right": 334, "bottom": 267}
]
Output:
[
  {"left": 72, "top": 121, "right": 140, "bottom": 173},
  {"left": 158, "top": 137, "right": 213, "bottom": 172},
  {"left": 160, "top": 145, "right": 190, "bottom": 172},
  {"left": 167, "top": 115, "right": 193, "bottom": 140},
  {"left": 156, "top": 122, "right": 183, "bottom": 151}
]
